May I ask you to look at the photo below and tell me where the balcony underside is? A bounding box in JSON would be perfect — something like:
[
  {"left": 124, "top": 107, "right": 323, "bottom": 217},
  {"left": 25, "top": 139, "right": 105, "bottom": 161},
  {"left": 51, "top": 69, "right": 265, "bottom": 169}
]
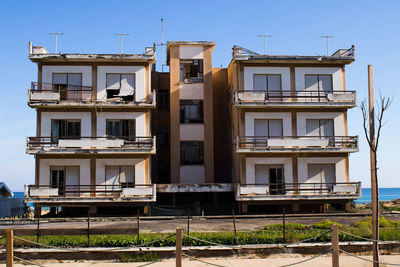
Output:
[
  {"left": 26, "top": 148, "right": 156, "bottom": 155},
  {"left": 28, "top": 101, "right": 156, "bottom": 109},
  {"left": 236, "top": 147, "right": 358, "bottom": 153},
  {"left": 234, "top": 102, "right": 356, "bottom": 109},
  {"left": 236, "top": 194, "right": 360, "bottom": 202},
  {"left": 157, "top": 183, "right": 234, "bottom": 193},
  {"left": 26, "top": 197, "right": 156, "bottom": 205}
]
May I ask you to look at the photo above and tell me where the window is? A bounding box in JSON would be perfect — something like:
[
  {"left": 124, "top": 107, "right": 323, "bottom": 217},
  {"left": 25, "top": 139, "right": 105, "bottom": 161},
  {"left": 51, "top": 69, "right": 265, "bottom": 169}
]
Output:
[
  {"left": 254, "top": 119, "right": 283, "bottom": 138},
  {"left": 180, "top": 141, "right": 204, "bottom": 165},
  {"left": 106, "top": 73, "right": 135, "bottom": 99},
  {"left": 305, "top": 74, "right": 332, "bottom": 93},
  {"left": 157, "top": 126, "right": 169, "bottom": 149},
  {"left": 306, "top": 119, "right": 334, "bottom": 137},
  {"left": 307, "top": 164, "right": 335, "bottom": 184},
  {"left": 180, "top": 59, "right": 203, "bottom": 82},
  {"left": 106, "top": 120, "right": 136, "bottom": 140},
  {"left": 158, "top": 89, "right": 169, "bottom": 110},
  {"left": 105, "top": 165, "right": 135, "bottom": 188},
  {"left": 51, "top": 120, "right": 81, "bottom": 139},
  {"left": 180, "top": 100, "right": 204, "bottom": 123},
  {"left": 50, "top": 167, "right": 65, "bottom": 191},
  {"left": 253, "top": 74, "right": 281, "bottom": 91},
  {"left": 53, "top": 73, "right": 82, "bottom": 88}
]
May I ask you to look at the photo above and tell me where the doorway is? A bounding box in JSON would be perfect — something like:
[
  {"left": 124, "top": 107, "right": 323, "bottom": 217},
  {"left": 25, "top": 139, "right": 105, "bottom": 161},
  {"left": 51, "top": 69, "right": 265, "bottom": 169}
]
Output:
[{"left": 269, "top": 166, "right": 284, "bottom": 195}]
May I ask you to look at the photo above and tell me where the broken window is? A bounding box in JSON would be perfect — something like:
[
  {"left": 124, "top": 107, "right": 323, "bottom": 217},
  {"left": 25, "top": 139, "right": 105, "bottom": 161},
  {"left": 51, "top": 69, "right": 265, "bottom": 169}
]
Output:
[
  {"left": 180, "top": 59, "right": 203, "bottom": 83},
  {"left": 106, "top": 120, "right": 136, "bottom": 140},
  {"left": 106, "top": 73, "right": 135, "bottom": 100},
  {"left": 180, "top": 141, "right": 204, "bottom": 165},
  {"left": 51, "top": 120, "right": 81, "bottom": 140},
  {"left": 180, "top": 100, "right": 204, "bottom": 123},
  {"left": 52, "top": 73, "right": 83, "bottom": 100}
]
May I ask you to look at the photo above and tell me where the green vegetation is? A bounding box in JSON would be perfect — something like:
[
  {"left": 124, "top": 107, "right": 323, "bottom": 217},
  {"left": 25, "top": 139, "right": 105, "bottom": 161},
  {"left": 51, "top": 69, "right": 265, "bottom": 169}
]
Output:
[{"left": 1, "top": 217, "right": 400, "bottom": 248}]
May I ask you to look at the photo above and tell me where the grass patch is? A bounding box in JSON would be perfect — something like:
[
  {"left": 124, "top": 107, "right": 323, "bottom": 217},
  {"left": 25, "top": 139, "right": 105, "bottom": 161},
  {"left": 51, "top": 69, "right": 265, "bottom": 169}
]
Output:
[
  {"left": 119, "top": 252, "right": 159, "bottom": 262},
  {"left": 312, "top": 220, "right": 343, "bottom": 229}
]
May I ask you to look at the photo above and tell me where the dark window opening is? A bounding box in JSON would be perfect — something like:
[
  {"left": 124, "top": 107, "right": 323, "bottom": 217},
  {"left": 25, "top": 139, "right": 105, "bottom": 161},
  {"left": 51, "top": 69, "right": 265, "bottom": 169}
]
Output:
[
  {"left": 106, "top": 120, "right": 136, "bottom": 140},
  {"left": 158, "top": 89, "right": 169, "bottom": 110},
  {"left": 180, "top": 100, "right": 203, "bottom": 123},
  {"left": 180, "top": 141, "right": 204, "bottom": 165},
  {"left": 51, "top": 120, "right": 81, "bottom": 139},
  {"left": 180, "top": 59, "right": 203, "bottom": 83},
  {"left": 106, "top": 73, "right": 135, "bottom": 100}
]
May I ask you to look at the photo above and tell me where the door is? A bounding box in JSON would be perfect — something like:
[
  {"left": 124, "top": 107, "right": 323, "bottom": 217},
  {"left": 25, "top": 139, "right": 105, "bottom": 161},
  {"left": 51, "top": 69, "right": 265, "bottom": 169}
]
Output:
[
  {"left": 269, "top": 166, "right": 284, "bottom": 195},
  {"left": 50, "top": 167, "right": 65, "bottom": 196}
]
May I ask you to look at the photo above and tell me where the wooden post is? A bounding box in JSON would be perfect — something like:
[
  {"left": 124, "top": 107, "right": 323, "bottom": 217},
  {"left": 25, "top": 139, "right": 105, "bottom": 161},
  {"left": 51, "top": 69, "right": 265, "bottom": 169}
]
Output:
[
  {"left": 137, "top": 209, "right": 140, "bottom": 243},
  {"left": 187, "top": 209, "right": 190, "bottom": 237},
  {"left": 87, "top": 209, "right": 90, "bottom": 247},
  {"left": 176, "top": 227, "right": 182, "bottom": 267},
  {"left": 232, "top": 209, "right": 238, "bottom": 245},
  {"left": 6, "top": 229, "right": 13, "bottom": 267},
  {"left": 36, "top": 208, "right": 40, "bottom": 243},
  {"left": 332, "top": 224, "right": 339, "bottom": 267},
  {"left": 282, "top": 207, "right": 286, "bottom": 243},
  {"left": 368, "top": 64, "right": 379, "bottom": 267}
]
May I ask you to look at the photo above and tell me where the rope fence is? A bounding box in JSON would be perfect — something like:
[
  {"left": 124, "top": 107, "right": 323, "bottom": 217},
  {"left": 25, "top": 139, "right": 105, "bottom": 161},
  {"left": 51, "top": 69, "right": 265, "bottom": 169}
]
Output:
[
  {"left": 280, "top": 248, "right": 332, "bottom": 267},
  {"left": 338, "top": 229, "right": 398, "bottom": 244},
  {"left": 339, "top": 248, "right": 400, "bottom": 266},
  {"left": 13, "top": 255, "right": 45, "bottom": 267},
  {"left": 182, "top": 253, "right": 229, "bottom": 267}
]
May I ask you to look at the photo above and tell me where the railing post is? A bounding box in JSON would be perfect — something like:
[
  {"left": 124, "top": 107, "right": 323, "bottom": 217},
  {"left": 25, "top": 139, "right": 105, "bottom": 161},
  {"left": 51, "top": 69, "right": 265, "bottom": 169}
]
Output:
[
  {"left": 232, "top": 209, "right": 238, "bottom": 245},
  {"left": 282, "top": 207, "right": 286, "bottom": 243},
  {"left": 6, "top": 229, "right": 13, "bottom": 267},
  {"left": 87, "top": 208, "right": 90, "bottom": 247},
  {"left": 137, "top": 209, "right": 140, "bottom": 242},
  {"left": 187, "top": 209, "right": 190, "bottom": 238},
  {"left": 332, "top": 224, "right": 339, "bottom": 267},
  {"left": 176, "top": 227, "right": 182, "bottom": 267}
]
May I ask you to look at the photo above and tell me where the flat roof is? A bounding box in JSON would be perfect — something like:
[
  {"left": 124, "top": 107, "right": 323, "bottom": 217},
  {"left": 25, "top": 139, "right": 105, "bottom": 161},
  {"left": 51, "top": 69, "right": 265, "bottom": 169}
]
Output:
[{"left": 167, "top": 41, "right": 215, "bottom": 47}]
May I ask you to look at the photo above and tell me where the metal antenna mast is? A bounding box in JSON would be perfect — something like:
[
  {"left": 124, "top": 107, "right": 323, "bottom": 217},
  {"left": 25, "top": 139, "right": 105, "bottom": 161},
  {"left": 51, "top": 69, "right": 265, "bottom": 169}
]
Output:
[
  {"left": 49, "top": 33, "right": 63, "bottom": 54},
  {"left": 115, "top": 33, "right": 129, "bottom": 54},
  {"left": 160, "top": 0, "right": 165, "bottom": 71},
  {"left": 321, "top": 35, "right": 334, "bottom": 56},
  {"left": 257, "top": 34, "right": 271, "bottom": 54}
]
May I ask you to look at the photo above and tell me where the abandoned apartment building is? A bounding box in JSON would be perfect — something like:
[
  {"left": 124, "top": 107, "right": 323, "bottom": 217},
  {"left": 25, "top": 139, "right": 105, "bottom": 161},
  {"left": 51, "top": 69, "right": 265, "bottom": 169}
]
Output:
[{"left": 25, "top": 41, "right": 360, "bottom": 215}]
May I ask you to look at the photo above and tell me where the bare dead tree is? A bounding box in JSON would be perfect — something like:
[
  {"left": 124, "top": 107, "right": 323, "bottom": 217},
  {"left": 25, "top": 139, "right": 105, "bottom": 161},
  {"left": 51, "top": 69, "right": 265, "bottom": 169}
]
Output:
[{"left": 360, "top": 93, "right": 393, "bottom": 266}]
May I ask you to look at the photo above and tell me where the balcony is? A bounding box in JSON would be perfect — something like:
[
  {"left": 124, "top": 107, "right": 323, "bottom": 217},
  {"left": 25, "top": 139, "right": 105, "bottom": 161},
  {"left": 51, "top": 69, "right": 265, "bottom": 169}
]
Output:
[
  {"left": 28, "top": 82, "right": 156, "bottom": 108},
  {"left": 234, "top": 90, "right": 356, "bottom": 108},
  {"left": 235, "top": 136, "right": 358, "bottom": 153},
  {"left": 26, "top": 136, "right": 156, "bottom": 154},
  {"left": 235, "top": 182, "right": 361, "bottom": 201},
  {"left": 25, "top": 184, "right": 156, "bottom": 203}
]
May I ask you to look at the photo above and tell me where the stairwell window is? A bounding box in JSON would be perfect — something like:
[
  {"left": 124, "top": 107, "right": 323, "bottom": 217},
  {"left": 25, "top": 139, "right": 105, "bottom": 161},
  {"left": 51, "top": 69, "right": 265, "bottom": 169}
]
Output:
[
  {"left": 180, "top": 59, "right": 203, "bottom": 83},
  {"left": 106, "top": 73, "right": 135, "bottom": 100},
  {"left": 180, "top": 141, "right": 204, "bottom": 165},
  {"left": 180, "top": 100, "right": 204, "bottom": 123}
]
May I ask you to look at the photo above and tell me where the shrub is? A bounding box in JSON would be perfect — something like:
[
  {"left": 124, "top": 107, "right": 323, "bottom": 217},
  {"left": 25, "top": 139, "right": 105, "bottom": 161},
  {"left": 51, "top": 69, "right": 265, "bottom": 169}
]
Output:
[
  {"left": 263, "top": 223, "right": 308, "bottom": 231},
  {"left": 312, "top": 220, "right": 342, "bottom": 229}
]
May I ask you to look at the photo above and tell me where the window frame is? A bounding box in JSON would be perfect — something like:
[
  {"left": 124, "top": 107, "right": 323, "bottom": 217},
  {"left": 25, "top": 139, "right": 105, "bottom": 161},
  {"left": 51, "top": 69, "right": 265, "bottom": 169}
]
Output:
[
  {"left": 180, "top": 59, "right": 204, "bottom": 83},
  {"left": 105, "top": 165, "right": 135, "bottom": 188},
  {"left": 304, "top": 74, "right": 333, "bottom": 93},
  {"left": 105, "top": 119, "right": 136, "bottom": 140},
  {"left": 105, "top": 73, "right": 136, "bottom": 99},
  {"left": 180, "top": 100, "right": 204, "bottom": 124},
  {"left": 52, "top": 73, "right": 83, "bottom": 88},
  {"left": 180, "top": 141, "right": 204, "bottom": 165},
  {"left": 51, "top": 119, "right": 81, "bottom": 139},
  {"left": 253, "top": 74, "right": 282, "bottom": 92}
]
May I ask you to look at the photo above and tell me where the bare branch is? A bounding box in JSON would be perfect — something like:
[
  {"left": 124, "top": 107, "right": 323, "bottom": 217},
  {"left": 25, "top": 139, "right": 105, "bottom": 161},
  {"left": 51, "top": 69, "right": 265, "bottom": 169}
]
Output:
[
  {"left": 375, "top": 94, "right": 393, "bottom": 151},
  {"left": 360, "top": 99, "right": 375, "bottom": 151}
]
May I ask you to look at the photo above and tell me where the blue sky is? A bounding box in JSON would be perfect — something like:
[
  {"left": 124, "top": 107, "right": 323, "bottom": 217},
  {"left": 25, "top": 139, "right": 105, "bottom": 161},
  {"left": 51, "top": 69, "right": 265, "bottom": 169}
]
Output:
[{"left": 0, "top": 0, "right": 399, "bottom": 191}]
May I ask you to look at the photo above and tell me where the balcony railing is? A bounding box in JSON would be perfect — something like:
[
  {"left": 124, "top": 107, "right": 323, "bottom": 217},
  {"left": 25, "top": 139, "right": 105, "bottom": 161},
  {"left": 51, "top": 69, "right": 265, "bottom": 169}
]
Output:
[
  {"left": 26, "top": 136, "right": 156, "bottom": 153},
  {"left": 28, "top": 82, "right": 156, "bottom": 106},
  {"left": 29, "top": 82, "right": 93, "bottom": 102},
  {"left": 25, "top": 184, "right": 156, "bottom": 201},
  {"left": 236, "top": 182, "right": 361, "bottom": 200},
  {"left": 235, "top": 136, "right": 358, "bottom": 152},
  {"left": 234, "top": 90, "right": 356, "bottom": 106}
]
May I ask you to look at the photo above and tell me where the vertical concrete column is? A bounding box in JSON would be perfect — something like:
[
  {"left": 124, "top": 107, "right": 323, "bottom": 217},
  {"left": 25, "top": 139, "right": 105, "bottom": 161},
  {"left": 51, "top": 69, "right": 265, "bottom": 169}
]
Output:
[{"left": 169, "top": 46, "right": 180, "bottom": 183}]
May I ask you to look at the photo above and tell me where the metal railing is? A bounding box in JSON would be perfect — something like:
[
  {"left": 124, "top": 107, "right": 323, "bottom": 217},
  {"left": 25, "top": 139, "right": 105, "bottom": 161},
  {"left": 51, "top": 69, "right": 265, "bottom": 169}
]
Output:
[
  {"left": 29, "top": 82, "right": 93, "bottom": 101},
  {"left": 27, "top": 136, "right": 155, "bottom": 150},
  {"left": 236, "top": 136, "right": 358, "bottom": 150},
  {"left": 235, "top": 90, "right": 356, "bottom": 104},
  {"left": 237, "top": 182, "right": 361, "bottom": 196},
  {"left": 26, "top": 184, "right": 155, "bottom": 198}
]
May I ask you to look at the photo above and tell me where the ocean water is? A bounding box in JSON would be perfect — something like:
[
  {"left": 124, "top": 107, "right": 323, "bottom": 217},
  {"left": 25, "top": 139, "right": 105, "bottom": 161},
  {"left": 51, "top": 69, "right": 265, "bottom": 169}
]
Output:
[{"left": 13, "top": 189, "right": 400, "bottom": 205}]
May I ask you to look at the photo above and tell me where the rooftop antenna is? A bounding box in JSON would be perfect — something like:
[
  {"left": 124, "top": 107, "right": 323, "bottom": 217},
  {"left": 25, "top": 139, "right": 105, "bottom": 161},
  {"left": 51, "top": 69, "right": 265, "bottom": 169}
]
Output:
[
  {"left": 158, "top": 0, "right": 166, "bottom": 72},
  {"left": 49, "top": 33, "right": 63, "bottom": 54},
  {"left": 115, "top": 33, "right": 129, "bottom": 54},
  {"left": 321, "top": 35, "right": 334, "bottom": 56},
  {"left": 257, "top": 34, "right": 271, "bottom": 55}
]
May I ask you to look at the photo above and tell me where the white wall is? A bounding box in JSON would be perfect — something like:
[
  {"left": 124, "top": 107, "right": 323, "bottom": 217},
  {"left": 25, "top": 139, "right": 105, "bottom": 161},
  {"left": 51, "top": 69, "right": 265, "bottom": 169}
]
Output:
[
  {"left": 179, "top": 83, "right": 204, "bottom": 99},
  {"left": 97, "top": 66, "right": 146, "bottom": 101},
  {"left": 245, "top": 157, "right": 293, "bottom": 184},
  {"left": 295, "top": 67, "right": 342, "bottom": 90},
  {"left": 41, "top": 112, "right": 91, "bottom": 137},
  {"left": 96, "top": 158, "right": 147, "bottom": 185},
  {"left": 297, "top": 157, "right": 346, "bottom": 183},
  {"left": 179, "top": 46, "right": 203, "bottom": 59},
  {"left": 180, "top": 165, "right": 205, "bottom": 183},
  {"left": 244, "top": 112, "right": 291, "bottom": 136},
  {"left": 39, "top": 159, "right": 90, "bottom": 186},
  {"left": 180, "top": 124, "right": 204, "bottom": 141},
  {"left": 42, "top": 66, "right": 92, "bottom": 86},
  {"left": 297, "top": 112, "right": 344, "bottom": 136},
  {"left": 243, "top": 67, "right": 290, "bottom": 90},
  {"left": 97, "top": 112, "right": 148, "bottom": 136}
]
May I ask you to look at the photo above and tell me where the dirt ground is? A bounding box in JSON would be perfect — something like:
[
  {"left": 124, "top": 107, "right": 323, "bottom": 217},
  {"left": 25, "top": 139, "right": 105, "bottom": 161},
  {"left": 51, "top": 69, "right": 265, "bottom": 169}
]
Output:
[
  {"left": 2, "top": 214, "right": 400, "bottom": 232},
  {"left": 2, "top": 254, "right": 400, "bottom": 266}
]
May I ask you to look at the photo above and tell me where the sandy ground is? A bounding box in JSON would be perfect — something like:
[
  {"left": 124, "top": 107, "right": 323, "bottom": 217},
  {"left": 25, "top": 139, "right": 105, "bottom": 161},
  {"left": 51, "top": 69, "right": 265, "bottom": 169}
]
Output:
[
  {"left": 1, "top": 254, "right": 400, "bottom": 266},
  {"left": 2, "top": 214, "right": 400, "bottom": 232}
]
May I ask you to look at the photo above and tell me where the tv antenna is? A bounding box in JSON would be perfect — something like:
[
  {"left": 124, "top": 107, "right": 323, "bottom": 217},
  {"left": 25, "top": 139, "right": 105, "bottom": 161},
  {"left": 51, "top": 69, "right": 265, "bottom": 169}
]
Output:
[
  {"left": 157, "top": 0, "right": 166, "bottom": 72},
  {"left": 321, "top": 35, "right": 334, "bottom": 56},
  {"left": 257, "top": 34, "right": 271, "bottom": 54},
  {"left": 115, "top": 33, "right": 129, "bottom": 54},
  {"left": 49, "top": 33, "right": 63, "bottom": 54}
]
